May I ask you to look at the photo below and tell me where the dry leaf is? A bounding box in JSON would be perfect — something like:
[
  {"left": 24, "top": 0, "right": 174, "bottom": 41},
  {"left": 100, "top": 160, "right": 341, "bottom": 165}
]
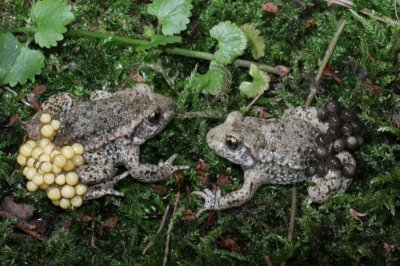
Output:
[
  {"left": 183, "top": 209, "right": 197, "bottom": 222},
  {"left": 27, "top": 94, "right": 41, "bottom": 112},
  {"left": 99, "top": 216, "right": 119, "bottom": 236},
  {"left": 151, "top": 184, "right": 167, "bottom": 195},
  {"left": 173, "top": 171, "right": 184, "bottom": 191},
  {"left": 384, "top": 243, "right": 395, "bottom": 253},
  {"left": 274, "top": 65, "right": 290, "bottom": 77},
  {"left": 2, "top": 114, "right": 21, "bottom": 128},
  {"left": 32, "top": 84, "right": 47, "bottom": 95},
  {"left": 323, "top": 65, "right": 341, "bottom": 83},
  {"left": 64, "top": 218, "right": 73, "bottom": 229},
  {"left": 195, "top": 159, "right": 209, "bottom": 185},
  {"left": 219, "top": 237, "right": 248, "bottom": 254},
  {"left": 78, "top": 212, "right": 93, "bottom": 222},
  {"left": 304, "top": 18, "right": 316, "bottom": 29},
  {"left": 362, "top": 83, "right": 384, "bottom": 95},
  {"left": 206, "top": 211, "right": 216, "bottom": 226},
  {"left": 262, "top": 2, "right": 281, "bottom": 16},
  {"left": 1, "top": 196, "right": 35, "bottom": 221},
  {"left": 216, "top": 173, "right": 230, "bottom": 188},
  {"left": 0, "top": 209, "right": 46, "bottom": 241},
  {"left": 349, "top": 208, "right": 368, "bottom": 224}
]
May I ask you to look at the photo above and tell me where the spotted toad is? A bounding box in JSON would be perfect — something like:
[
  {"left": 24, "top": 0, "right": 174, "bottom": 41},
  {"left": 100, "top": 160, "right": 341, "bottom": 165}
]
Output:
[
  {"left": 23, "top": 83, "right": 187, "bottom": 200},
  {"left": 193, "top": 107, "right": 355, "bottom": 216}
]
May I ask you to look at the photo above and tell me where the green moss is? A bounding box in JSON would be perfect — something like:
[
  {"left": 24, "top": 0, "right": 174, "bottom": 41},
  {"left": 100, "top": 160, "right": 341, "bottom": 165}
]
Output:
[{"left": 1, "top": 0, "right": 399, "bottom": 265}]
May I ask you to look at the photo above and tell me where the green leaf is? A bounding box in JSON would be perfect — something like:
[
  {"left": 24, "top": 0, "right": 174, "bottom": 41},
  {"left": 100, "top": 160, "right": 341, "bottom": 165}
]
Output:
[
  {"left": 192, "top": 61, "right": 232, "bottom": 95},
  {"left": 240, "top": 23, "right": 266, "bottom": 59},
  {"left": 239, "top": 64, "right": 271, "bottom": 98},
  {"left": 136, "top": 35, "right": 182, "bottom": 51},
  {"left": 210, "top": 21, "right": 247, "bottom": 64},
  {"left": 31, "top": 0, "right": 75, "bottom": 48},
  {"left": 0, "top": 33, "right": 45, "bottom": 87},
  {"left": 147, "top": 0, "right": 193, "bottom": 36}
]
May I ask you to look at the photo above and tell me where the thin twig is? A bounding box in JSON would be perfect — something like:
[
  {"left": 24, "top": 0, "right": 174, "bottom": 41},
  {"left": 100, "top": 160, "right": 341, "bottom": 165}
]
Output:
[
  {"left": 91, "top": 211, "right": 96, "bottom": 248},
  {"left": 326, "top": 0, "right": 353, "bottom": 8},
  {"left": 305, "top": 20, "right": 346, "bottom": 106},
  {"left": 142, "top": 205, "right": 171, "bottom": 255},
  {"left": 163, "top": 192, "right": 180, "bottom": 266},
  {"left": 360, "top": 9, "right": 398, "bottom": 26},
  {"left": 326, "top": 0, "right": 399, "bottom": 26},
  {"left": 244, "top": 92, "right": 264, "bottom": 113},
  {"left": 287, "top": 186, "right": 298, "bottom": 241}
]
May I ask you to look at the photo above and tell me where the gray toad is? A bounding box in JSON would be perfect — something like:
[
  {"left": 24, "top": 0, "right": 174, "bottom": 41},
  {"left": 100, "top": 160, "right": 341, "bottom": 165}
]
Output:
[
  {"left": 193, "top": 107, "right": 355, "bottom": 216},
  {"left": 23, "top": 83, "right": 187, "bottom": 200}
]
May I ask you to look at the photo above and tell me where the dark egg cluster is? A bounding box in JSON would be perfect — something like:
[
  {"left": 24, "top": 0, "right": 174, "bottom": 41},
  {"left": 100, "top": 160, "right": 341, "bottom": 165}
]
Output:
[{"left": 305, "top": 100, "right": 365, "bottom": 178}]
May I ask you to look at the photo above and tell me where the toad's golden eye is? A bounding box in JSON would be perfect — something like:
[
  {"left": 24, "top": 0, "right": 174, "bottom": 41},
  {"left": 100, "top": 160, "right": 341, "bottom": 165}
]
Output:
[
  {"left": 225, "top": 135, "right": 240, "bottom": 150},
  {"left": 148, "top": 108, "right": 161, "bottom": 124}
]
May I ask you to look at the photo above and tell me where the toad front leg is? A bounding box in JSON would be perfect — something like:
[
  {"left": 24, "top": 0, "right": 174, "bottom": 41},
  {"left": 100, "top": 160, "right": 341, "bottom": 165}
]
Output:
[
  {"left": 193, "top": 172, "right": 265, "bottom": 216},
  {"left": 119, "top": 142, "right": 189, "bottom": 182}
]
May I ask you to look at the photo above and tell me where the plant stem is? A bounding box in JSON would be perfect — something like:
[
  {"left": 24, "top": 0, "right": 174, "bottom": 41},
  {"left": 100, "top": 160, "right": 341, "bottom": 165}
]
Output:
[
  {"left": 0, "top": 27, "right": 34, "bottom": 33},
  {"left": 1, "top": 27, "right": 283, "bottom": 76},
  {"left": 305, "top": 20, "right": 346, "bottom": 107},
  {"left": 66, "top": 29, "right": 149, "bottom": 46}
]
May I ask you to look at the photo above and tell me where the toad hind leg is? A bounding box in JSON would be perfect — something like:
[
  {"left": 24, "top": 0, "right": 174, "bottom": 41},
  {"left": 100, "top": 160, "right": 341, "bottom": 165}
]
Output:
[
  {"left": 306, "top": 151, "right": 355, "bottom": 203},
  {"left": 83, "top": 171, "right": 129, "bottom": 200},
  {"left": 76, "top": 151, "right": 116, "bottom": 184}
]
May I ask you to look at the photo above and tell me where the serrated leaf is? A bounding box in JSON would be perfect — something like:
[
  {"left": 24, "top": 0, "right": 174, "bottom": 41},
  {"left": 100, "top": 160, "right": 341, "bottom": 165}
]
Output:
[
  {"left": 240, "top": 23, "right": 266, "bottom": 59},
  {"left": 31, "top": 0, "right": 74, "bottom": 48},
  {"left": 0, "top": 33, "right": 45, "bottom": 87},
  {"left": 192, "top": 61, "right": 232, "bottom": 95},
  {"left": 239, "top": 64, "right": 271, "bottom": 98},
  {"left": 136, "top": 35, "right": 182, "bottom": 51},
  {"left": 210, "top": 21, "right": 247, "bottom": 64},
  {"left": 147, "top": 0, "right": 193, "bottom": 36}
]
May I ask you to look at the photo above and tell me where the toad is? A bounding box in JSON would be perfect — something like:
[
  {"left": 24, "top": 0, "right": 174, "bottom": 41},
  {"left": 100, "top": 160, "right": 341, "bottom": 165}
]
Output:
[
  {"left": 193, "top": 107, "right": 356, "bottom": 216},
  {"left": 23, "top": 83, "right": 187, "bottom": 200}
]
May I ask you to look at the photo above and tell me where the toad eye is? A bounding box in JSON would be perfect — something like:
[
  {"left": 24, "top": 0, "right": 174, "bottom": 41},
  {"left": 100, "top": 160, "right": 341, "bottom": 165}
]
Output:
[
  {"left": 148, "top": 108, "right": 161, "bottom": 124},
  {"left": 225, "top": 135, "right": 240, "bottom": 150}
]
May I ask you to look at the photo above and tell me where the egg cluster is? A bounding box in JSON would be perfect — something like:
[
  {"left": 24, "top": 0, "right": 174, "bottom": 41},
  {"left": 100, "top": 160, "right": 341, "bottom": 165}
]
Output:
[
  {"left": 305, "top": 100, "right": 365, "bottom": 178},
  {"left": 17, "top": 113, "right": 88, "bottom": 209}
]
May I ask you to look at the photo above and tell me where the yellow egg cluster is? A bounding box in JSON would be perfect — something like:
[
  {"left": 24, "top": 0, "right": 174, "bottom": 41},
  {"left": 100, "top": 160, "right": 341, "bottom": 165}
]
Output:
[{"left": 17, "top": 113, "right": 88, "bottom": 209}]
